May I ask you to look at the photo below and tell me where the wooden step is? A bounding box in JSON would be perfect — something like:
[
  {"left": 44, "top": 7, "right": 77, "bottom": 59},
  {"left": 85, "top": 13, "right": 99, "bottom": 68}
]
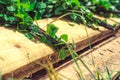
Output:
[{"left": 0, "top": 16, "right": 120, "bottom": 79}]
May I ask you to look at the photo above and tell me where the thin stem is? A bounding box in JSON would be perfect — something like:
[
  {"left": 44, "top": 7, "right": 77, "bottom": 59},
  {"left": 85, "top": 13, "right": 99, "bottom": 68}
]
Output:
[
  {"left": 44, "top": 13, "right": 75, "bottom": 27},
  {"left": 46, "top": 59, "right": 58, "bottom": 80},
  {"left": 84, "top": 23, "right": 95, "bottom": 66},
  {"left": 73, "top": 51, "right": 96, "bottom": 80},
  {"left": 67, "top": 44, "right": 85, "bottom": 80}
]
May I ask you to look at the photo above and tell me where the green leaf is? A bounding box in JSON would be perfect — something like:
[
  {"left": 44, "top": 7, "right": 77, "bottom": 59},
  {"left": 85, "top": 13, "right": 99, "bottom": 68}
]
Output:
[
  {"left": 46, "top": 24, "right": 58, "bottom": 38},
  {"left": 9, "top": 16, "right": 15, "bottom": 22},
  {"left": 117, "top": 71, "right": 120, "bottom": 76},
  {"left": 25, "top": 33, "right": 34, "bottom": 40},
  {"left": 37, "top": 2, "right": 46, "bottom": 9},
  {"left": 39, "top": 9, "right": 45, "bottom": 15},
  {"left": 0, "top": 1, "right": 5, "bottom": 4},
  {"left": 55, "top": 41, "right": 65, "bottom": 47},
  {"left": 23, "top": 15, "right": 33, "bottom": 22},
  {"left": 21, "top": 0, "right": 31, "bottom": 11},
  {"left": 46, "top": 5, "right": 53, "bottom": 13},
  {"left": 40, "top": 2, "right": 47, "bottom": 8},
  {"left": 14, "top": 13, "right": 24, "bottom": 19},
  {"left": 4, "top": 14, "right": 9, "bottom": 21},
  {"left": 45, "top": 14, "right": 52, "bottom": 18},
  {"left": 7, "top": 5, "right": 16, "bottom": 11},
  {"left": 4, "top": 24, "right": 9, "bottom": 27},
  {"left": 72, "top": 0, "right": 81, "bottom": 8},
  {"left": 34, "top": 11, "right": 42, "bottom": 20},
  {"left": 14, "top": 6, "right": 25, "bottom": 19},
  {"left": 55, "top": 5, "right": 65, "bottom": 15},
  {"left": 0, "top": 13, "right": 3, "bottom": 17},
  {"left": 29, "top": 0, "right": 36, "bottom": 10},
  {"left": 70, "top": 13, "right": 78, "bottom": 22},
  {"left": 59, "top": 49, "right": 67, "bottom": 60},
  {"left": 47, "top": 0, "right": 57, "bottom": 4},
  {"left": 30, "top": 26, "right": 39, "bottom": 33},
  {"left": 60, "top": 34, "right": 68, "bottom": 42},
  {"left": 38, "top": 34, "right": 47, "bottom": 42}
]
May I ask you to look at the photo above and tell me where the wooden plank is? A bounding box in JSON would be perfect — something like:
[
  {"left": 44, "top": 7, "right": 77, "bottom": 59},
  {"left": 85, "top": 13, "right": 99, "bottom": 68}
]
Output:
[
  {"left": 39, "top": 31, "right": 120, "bottom": 80},
  {"left": 0, "top": 17, "right": 120, "bottom": 79},
  {"left": 110, "top": 18, "right": 120, "bottom": 24}
]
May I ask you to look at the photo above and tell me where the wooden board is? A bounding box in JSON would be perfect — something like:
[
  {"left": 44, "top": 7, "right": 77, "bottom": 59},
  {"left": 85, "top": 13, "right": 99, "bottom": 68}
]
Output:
[
  {"left": 38, "top": 30, "right": 120, "bottom": 80},
  {"left": 0, "top": 17, "right": 120, "bottom": 79}
]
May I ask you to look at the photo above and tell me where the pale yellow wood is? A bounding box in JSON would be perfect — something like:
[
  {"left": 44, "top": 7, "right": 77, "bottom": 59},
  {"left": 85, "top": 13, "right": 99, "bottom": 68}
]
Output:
[
  {"left": 0, "top": 27, "right": 54, "bottom": 75},
  {"left": 40, "top": 31, "right": 120, "bottom": 80},
  {"left": 94, "top": 15, "right": 120, "bottom": 26},
  {"left": 35, "top": 18, "right": 106, "bottom": 43},
  {"left": 110, "top": 18, "right": 120, "bottom": 24},
  {"left": 0, "top": 16, "right": 119, "bottom": 78}
]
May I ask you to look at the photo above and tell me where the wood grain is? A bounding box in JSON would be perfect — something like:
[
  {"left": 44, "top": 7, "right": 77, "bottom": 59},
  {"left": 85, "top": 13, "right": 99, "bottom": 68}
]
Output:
[{"left": 0, "top": 17, "right": 119, "bottom": 79}]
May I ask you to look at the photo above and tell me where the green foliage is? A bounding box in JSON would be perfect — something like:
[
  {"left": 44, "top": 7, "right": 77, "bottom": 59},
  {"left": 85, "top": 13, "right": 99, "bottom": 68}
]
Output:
[
  {"left": 0, "top": 0, "right": 119, "bottom": 60},
  {"left": 60, "top": 34, "right": 68, "bottom": 42},
  {"left": 59, "top": 49, "right": 67, "bottom": 60},
  {"left": 118, "top": 71, "right": 120, "bottom": 75},
  {"left": 80, "top": 0, "right": 120, "bottom": 17},
  {"left": 25, "top": 33, "right": 34, "bottom": 40},
  {"left": 0, "top": 1, "right": 119, "bottom": 79},
  {"left": 46, "top": 24, "right": 58, "bottom": 38}
]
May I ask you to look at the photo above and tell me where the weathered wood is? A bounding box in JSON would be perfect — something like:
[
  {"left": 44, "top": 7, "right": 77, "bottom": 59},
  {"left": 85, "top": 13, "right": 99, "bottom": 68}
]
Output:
[
  {"left": 0, "top": 17, "right": 120, "bottom": 79},
  {"left": 39, "top": 30, "right": 120, "bottom": 80}
]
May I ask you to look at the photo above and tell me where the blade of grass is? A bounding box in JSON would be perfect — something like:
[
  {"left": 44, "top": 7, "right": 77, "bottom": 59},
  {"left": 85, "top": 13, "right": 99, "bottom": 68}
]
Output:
[
  {"left": 96, "top": 70, "right": 101, "bottom": 80},
  {"left": 83, "top": 15, "right": 95, "bottom": 68},
  {"left": 36, "top": 61, "right": 54, "bottom": 80},
  {"left": 73, "top": 67, "right": 83, "bottom": 80},
  {"left": 71, "top": 40, "right": 96, "bottom": 79},
  {"left": 46, "top": 67, "right": 53, "bottom": 80},
  {"left": 67, "top": 44, "right": 85, "bottom": 80},
  {"left": 105, "top": 66, "right": 112, "bottom": 80},
  {"left": 72, "top": 51, "right": 96, "bottom": 80},
  {"left": 46, "top": 59, "right": 58, "bottom": 80}
]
